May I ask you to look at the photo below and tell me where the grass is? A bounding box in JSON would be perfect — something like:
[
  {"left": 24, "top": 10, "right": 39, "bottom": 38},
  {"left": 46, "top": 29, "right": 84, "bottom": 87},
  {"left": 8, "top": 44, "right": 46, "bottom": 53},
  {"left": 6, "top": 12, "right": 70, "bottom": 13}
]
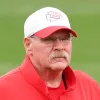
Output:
[{"left": 0, "top": 0, "right": 100, "bottom": 84}]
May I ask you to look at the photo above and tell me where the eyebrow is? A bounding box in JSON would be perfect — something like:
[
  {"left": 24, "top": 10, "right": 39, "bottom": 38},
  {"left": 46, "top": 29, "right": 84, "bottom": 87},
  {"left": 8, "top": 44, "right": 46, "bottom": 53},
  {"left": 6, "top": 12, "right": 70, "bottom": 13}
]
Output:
[{"left": 45, "top": 33, "right": 71, "bottom": 39}]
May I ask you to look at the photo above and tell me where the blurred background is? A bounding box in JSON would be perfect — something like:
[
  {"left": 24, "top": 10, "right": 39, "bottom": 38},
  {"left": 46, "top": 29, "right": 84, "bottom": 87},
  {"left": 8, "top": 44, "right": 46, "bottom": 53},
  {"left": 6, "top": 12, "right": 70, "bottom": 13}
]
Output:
[{"left": 0, "top": 0, "right": 100, "bottom": 84}]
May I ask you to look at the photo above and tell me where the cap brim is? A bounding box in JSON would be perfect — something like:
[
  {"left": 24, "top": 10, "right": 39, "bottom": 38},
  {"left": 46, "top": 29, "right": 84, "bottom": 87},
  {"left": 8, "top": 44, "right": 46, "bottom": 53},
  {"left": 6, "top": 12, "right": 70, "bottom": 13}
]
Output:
[{"left": 34, "top": 26, "right": 77, "bottom": 38}]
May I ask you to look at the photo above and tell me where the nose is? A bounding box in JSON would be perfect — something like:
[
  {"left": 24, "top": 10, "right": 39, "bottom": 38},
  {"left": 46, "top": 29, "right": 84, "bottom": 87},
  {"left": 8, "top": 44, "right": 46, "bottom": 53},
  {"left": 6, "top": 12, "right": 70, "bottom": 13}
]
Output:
[{"left": 53, "top": 39, "right": 64, "bottom": 50}]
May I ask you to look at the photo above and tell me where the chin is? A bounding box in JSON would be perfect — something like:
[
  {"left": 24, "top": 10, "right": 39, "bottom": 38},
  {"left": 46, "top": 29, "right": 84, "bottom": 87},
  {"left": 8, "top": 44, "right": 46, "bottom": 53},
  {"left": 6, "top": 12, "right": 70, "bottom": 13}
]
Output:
[{"left": 50, "top": 63, "right": 68, "bottom": 71}]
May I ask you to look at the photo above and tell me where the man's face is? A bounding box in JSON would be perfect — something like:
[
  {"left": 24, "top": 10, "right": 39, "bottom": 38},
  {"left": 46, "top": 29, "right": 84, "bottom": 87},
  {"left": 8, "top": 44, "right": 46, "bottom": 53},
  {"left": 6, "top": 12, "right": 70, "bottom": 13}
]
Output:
[{"left": 25, "top": 30, "right": 72, "bottom": 71}]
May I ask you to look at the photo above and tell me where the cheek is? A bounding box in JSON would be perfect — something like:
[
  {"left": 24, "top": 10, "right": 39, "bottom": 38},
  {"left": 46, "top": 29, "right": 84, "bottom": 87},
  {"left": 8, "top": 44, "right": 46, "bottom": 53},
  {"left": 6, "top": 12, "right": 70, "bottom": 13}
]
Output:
[
  {"left": 32, "top": 45, "right": 52, "bottom": 66},
  {"left": 32, "top": 44, "right": 51, "bottom": 58},
  {"left": 65, "top": 42, "right": 72, "bottom": 54}
]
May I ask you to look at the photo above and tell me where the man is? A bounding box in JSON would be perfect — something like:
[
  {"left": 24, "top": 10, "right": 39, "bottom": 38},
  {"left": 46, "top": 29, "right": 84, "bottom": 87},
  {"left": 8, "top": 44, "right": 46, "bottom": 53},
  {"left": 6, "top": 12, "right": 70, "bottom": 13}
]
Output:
[{"left": 0, "top": 7, "right": 100, "bottom": 100}]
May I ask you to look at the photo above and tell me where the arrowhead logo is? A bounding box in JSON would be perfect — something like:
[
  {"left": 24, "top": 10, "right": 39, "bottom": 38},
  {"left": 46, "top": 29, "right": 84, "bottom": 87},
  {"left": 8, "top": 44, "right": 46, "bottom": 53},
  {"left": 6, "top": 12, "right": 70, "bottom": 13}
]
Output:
[{"left": 46, "top": 11, "right": 62, "bottom": 22}]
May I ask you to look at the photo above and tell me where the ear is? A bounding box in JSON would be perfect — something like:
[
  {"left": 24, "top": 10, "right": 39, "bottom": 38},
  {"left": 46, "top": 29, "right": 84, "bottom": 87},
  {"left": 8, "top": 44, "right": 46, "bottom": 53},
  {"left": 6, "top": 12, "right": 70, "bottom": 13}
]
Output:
[{"left": 24, "top": 38, "right": 33, "bottom": 55}]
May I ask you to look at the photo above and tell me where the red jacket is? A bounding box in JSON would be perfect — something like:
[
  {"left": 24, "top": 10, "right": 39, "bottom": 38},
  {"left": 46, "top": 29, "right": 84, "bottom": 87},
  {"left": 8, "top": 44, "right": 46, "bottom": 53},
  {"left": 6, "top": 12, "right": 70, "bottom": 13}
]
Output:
[{"left": 0, "top": 56, "right": 100, "bottom": 100}]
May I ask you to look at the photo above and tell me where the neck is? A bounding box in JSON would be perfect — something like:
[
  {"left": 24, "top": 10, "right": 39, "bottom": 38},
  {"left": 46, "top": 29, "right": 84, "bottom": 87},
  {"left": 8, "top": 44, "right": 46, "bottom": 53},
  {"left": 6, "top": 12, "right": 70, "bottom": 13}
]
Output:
[
  {"left": 32, "top": 63, "right": 63, "bottom": 88},
  {"left": 29, "top": 56, "right": 64, "bottom": 88},
  {"left": 36, "top": 67, "right": 63, "bottom": 88},
  {"left": 41, "top": 69, "right": 63, "bottom": 88}
]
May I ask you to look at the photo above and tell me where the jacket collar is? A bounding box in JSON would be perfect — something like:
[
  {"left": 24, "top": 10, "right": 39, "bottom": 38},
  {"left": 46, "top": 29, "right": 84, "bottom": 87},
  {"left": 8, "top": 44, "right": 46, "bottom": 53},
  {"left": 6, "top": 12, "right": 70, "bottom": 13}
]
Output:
[{"left": 19, "top": 55, "right": 76, "bottom": 94}]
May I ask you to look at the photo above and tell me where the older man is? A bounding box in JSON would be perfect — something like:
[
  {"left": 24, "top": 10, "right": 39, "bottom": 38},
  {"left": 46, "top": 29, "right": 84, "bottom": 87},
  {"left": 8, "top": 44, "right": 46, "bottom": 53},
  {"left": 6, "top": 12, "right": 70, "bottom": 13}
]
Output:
[{"left": 0, "top": 7, "right": 100, "bottom": 100}]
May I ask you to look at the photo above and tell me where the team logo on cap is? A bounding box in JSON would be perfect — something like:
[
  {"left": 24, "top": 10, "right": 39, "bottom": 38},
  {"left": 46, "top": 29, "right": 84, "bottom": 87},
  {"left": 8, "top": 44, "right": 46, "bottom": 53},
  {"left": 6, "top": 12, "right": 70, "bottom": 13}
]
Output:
[{"left": 46, "top": 11, "right": 62, "bottom": 22}]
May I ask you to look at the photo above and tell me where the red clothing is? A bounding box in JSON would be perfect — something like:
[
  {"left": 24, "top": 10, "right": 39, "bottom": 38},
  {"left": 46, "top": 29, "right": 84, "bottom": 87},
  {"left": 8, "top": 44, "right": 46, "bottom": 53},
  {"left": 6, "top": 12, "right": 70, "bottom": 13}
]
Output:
[{"left": 0, "top": 56, "right": 100, "bottom": 100}]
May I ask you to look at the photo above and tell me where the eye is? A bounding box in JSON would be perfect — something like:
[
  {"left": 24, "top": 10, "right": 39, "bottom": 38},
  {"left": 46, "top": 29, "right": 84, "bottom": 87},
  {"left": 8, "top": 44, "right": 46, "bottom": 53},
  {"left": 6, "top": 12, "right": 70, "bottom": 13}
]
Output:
[
  {"left": 62, "top": 38, "right": 68, "bottom": 40},
  {"left": 41, "top": 38, "right": 52, "bottom": 41},
  {"left": 60, "top": 37, "right": 70, "bottom": 41}
]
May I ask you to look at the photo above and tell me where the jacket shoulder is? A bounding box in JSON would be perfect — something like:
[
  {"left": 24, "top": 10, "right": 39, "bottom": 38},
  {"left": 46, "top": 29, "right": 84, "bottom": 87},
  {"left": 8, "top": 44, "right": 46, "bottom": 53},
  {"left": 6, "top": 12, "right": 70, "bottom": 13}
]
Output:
[
  {"left": 74, "top": 70, "right": 98, "bottom": 83},
  {"left": 0, "top": 68, "right": 21, "bottom": 99},
  {"left": 0, "top": 68, "right": 20, "bottom": 86},
  {"left": 74, "top": 70, "right": 100, "bottom": 95}
]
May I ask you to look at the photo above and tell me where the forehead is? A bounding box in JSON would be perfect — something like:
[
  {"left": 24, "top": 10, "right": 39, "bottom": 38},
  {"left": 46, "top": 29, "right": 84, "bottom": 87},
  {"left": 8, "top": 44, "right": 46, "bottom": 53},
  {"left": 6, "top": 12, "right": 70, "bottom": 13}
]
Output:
[{"left": 47, "top": 30, "right": 70, "bottom": 38}]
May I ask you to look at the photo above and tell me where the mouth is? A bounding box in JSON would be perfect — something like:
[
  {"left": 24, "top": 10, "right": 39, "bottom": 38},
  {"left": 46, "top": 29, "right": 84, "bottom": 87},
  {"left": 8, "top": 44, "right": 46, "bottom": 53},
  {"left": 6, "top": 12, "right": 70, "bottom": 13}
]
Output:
[
  {"left": 49, "top": 52, "right": 68, "bottom": 62},
  {"left": 53, "top": 57, "right": 66, "bottom": 62},
  {"left": 53, "top": 56, "right": 66, "bottom": 59}
]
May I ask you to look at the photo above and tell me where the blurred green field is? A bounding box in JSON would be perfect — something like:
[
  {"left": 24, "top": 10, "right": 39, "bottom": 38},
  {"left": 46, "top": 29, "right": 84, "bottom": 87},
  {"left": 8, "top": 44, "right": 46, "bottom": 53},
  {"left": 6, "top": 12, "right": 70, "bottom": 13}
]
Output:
[{"left": 0, "top": 0, "right": 100, "bottom": 83}]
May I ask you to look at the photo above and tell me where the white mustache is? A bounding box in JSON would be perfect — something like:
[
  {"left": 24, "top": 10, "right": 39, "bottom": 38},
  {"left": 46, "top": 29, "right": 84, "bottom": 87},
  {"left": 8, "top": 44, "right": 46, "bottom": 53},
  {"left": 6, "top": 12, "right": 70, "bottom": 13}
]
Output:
[{"left": 49, "top": 51, "right": 68, "bottom": 60}]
